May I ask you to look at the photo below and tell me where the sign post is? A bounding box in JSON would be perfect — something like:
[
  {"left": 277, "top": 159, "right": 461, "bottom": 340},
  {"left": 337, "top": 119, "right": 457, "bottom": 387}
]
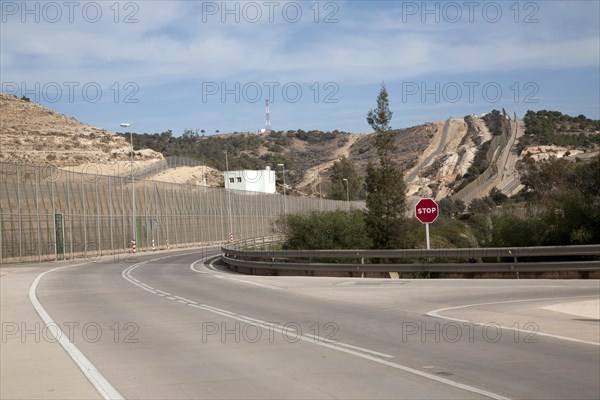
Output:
[{"left": 415, "top": 198, "right": 439, "bottom": 249}]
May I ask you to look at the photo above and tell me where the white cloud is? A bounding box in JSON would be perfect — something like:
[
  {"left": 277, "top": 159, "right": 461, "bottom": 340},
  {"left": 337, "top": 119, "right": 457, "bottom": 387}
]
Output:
[{"left": 2, "top": 0, "right": 598, "bottom": 132}]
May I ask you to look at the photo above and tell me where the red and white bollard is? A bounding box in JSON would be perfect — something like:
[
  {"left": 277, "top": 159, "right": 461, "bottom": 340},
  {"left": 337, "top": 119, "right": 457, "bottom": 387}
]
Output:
[{"left": 131, "top": 239, "right": 136, "bottom": 254}]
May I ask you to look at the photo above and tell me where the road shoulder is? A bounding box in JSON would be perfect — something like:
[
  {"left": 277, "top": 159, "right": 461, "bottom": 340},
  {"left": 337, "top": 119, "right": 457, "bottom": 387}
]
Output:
[{"left": 1, "top": 264, "right": 101, "bottom": 399}]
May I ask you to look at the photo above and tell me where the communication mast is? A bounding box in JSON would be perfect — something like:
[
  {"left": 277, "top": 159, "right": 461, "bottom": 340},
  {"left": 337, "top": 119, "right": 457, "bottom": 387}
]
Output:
[{"left": 265, "top": 99, "right": 271, "bottom": 133}]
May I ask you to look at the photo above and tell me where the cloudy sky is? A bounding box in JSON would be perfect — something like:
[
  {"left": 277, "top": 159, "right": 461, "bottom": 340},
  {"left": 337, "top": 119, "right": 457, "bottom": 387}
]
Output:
[{"left": 2, "top": 1, "right": 599, "bottom": 135}]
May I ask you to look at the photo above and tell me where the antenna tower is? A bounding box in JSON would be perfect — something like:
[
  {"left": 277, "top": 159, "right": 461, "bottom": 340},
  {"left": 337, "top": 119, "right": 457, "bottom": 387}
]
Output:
[{"left": 265, "top": 99, "right": 271, "bottom": 133}]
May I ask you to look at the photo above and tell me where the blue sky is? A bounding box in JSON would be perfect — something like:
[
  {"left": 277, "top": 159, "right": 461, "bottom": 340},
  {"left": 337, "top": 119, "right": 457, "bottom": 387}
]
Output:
[{"left": 1, "top": 1, "right": 599, "bottom": 136}]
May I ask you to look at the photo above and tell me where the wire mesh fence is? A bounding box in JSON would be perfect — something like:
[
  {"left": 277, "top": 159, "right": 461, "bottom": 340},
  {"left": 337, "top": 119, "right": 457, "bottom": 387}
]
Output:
[
  {"left": 0, "top": 161, "right": 364, "bottom": 264},
  {"left": 454, "top": 111, "right": 514, "bottom": 204}
]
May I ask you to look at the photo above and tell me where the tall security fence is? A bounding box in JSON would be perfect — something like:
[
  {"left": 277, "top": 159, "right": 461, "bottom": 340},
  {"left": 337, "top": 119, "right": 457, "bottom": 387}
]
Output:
[
  {"left": 454, "top": 110, "right": 515, "bottom": 204},
  {"left": 0, "top": 161, "right": 363, "bottom": 264}
]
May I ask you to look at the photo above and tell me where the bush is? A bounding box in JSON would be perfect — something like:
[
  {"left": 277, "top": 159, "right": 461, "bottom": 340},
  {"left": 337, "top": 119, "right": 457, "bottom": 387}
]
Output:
[{"left": 280, "top": 210, "right": 372, "bottom": 250}]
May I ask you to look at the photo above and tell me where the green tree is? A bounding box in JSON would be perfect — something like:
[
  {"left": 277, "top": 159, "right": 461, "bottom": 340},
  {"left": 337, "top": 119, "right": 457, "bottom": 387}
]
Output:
[
  {"left": 328, "top": 157, "right": 364, "bottom": 200},
  {"left": 439, "top": 198, "right": 466, "bottom": 218},
  {"left": 280, "top": 210, "right": 371, "bottom": 250},
  {"left": 364, "top": 86, "right": 408, "bottom": 249},
  {"left": 366, "top": 84, "right": 393, "bottom": 132}
]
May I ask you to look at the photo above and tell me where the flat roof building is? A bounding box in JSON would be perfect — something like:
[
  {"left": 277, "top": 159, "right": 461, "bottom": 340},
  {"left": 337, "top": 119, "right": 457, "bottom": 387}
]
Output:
[{"left": 224, "top": 167, "right": 276, "bottom": 194}]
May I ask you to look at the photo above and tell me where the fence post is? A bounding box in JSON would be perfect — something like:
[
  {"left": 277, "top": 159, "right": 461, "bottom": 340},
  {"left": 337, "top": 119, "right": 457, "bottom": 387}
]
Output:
[
  {"left": 34, "top": 167, "right": 42, "bottom": 262},
  {"left": 16, "top": 164, "right": 23, "bottom": 261}
]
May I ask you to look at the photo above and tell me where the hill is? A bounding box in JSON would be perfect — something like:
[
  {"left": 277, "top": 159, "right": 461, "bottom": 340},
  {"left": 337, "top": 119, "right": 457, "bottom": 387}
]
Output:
[
  {"left": 2, "top": 92, "right": 599, "bottom": 203},
  {"left": 0, "top": 93, "right": 163, "bottom": 170}
]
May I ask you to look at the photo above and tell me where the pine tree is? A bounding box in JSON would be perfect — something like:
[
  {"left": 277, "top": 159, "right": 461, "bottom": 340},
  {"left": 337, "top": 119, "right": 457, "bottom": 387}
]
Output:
[
  {"left": 366, "top": 84, "right": 393, "bottom": 132},
  {"left": 364, "top": 84, "right": 408, "bottom": 249}
]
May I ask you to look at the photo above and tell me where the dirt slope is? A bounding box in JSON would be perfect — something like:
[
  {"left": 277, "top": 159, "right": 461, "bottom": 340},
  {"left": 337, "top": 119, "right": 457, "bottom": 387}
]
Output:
[
  {"left": 296, "top": 134, "right": 362, "bottom": 194},
  {"left": 0, "top": 93, "right": 162, "bottom": 166}
]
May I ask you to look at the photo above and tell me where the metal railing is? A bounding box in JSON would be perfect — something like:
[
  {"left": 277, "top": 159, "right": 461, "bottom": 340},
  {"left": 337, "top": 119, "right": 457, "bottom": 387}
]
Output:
[{"left": 221, "top": 239, "right": 600, "bottom": 274}]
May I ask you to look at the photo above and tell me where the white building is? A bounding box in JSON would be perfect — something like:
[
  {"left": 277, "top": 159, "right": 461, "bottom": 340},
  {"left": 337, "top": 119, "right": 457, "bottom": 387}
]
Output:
[{"left": 224, "top": 167, "right": 276, "bottom": 194}]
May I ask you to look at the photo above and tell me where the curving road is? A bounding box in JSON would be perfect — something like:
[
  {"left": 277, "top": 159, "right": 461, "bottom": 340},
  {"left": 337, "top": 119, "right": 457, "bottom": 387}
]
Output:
[{"left": 2, "top": 248, "right": 599, "bottom": 399}]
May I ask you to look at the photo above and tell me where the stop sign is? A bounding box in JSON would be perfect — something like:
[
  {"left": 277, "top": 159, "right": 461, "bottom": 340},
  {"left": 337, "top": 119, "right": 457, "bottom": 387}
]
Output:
[{"left": 415, "top": 198, "right": 439, "bottom": 224}]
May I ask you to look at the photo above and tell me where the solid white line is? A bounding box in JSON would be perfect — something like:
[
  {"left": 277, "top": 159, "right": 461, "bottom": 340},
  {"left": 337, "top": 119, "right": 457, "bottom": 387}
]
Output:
[
  {"left": 173, "top": 295, "right": 197, "bottom": 304},
  {"left": 122, "top": 258, "right": 509, "bottom": 400},
  {"left": 325, "top": 340, "right": 395, "bottom": 359},
  {"left": 190, "top": 256, "right": 219, "bottom": 273},
  {"left": 191, "top": 256, "right": 282, "bottom": 290},
  {"left": 212, "top": 274, "right": 282, "bottom": 290},
  {"left": 196, "top": 300, "right": 508, "bottom": 400},
  {"left": 426, "top": 295, "right": 600, "bottom": 346},
  {"left": 123, "top": 255, "right": 511, "bottom": 400},
  {"left": 30, "top": 262, "right": 124, "bottom": 400}
]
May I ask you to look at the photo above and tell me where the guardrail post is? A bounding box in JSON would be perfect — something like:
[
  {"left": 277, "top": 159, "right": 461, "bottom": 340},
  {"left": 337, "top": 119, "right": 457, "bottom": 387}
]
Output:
[
  {"left": 361, "top": 257, "right": 365, "bottom": 278},
  {"left": 509, "top": 249, "right": 519, "bottom": 279}
]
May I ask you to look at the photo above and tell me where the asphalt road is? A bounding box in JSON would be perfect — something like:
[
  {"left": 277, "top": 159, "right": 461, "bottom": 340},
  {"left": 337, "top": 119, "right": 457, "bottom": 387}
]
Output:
[{"left": 5, "top": 248, "right": 600, "bottom": 399}]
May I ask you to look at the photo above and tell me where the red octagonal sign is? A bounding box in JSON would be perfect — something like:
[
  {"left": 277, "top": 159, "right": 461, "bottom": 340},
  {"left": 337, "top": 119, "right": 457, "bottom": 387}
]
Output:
[{"left": 415, "top": 198, "right": 439, "bottom": 224}]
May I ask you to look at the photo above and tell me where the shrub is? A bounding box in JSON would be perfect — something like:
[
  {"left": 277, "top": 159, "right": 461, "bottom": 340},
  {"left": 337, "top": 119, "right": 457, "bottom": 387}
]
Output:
[{"left": 280, "top": 210, "right": 372, "bottom": 250}]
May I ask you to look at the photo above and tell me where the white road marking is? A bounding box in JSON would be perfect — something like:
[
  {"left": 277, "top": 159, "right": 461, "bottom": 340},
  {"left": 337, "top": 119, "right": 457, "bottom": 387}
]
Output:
[
  {"left": 173, "top": 295, "right": 197, "bottom": 304},
  {"left": 191, "top": 256, "right": 282, "bottom": 290},
  {"left": 30, "top": 262, "right": 124, "bottom": 400},
  {"left": 322, "top": 340, "right": 395, "bottom": 359},
  {"left": 190, "top": 257, "right": 216, "bottom": 273},
  {"left": 427, "top": 296, "right": 600, "bottom": 346},
  {"left": 212, "top": 274, "right": 282, "bottom": 290},
  {"left": 120, "top": 255, "right": 512, "bottom": 400}
]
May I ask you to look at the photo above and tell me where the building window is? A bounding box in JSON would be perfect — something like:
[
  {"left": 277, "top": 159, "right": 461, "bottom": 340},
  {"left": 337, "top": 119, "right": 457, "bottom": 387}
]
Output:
[
  {"left": 229, "top": 178, "right": 235, "bottom": 183},
  {"left": 236, "top": 177, "right": 242, "bottom": 183}
]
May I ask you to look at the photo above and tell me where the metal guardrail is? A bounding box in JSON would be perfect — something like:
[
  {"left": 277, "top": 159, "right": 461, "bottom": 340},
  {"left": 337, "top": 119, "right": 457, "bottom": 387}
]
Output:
[{"left": 221, "top": 238, "right": 600, "bottom": 274}]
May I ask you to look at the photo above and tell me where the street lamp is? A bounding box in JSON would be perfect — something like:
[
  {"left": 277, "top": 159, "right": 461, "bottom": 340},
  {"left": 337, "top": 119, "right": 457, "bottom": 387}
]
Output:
[
  {"left": 120, "top": 122, "right": 136, "bottom": 253},
  {"left": 277, "top": 163, "right": 287, "bottom": 214},
  {"left": 224, "top": 150, "right": 233, "bottom": 241},
  {"left": 318, "top": 169, "right": 323, "bottom": 211},
  {"left": 342, "top": 178, "right": 349, "bottom": 211}
]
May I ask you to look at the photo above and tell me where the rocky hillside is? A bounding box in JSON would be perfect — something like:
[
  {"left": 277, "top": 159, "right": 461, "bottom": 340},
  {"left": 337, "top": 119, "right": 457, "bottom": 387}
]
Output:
[
  {"left": 2, "top": 93, "right": 598, "bottom": 202},
  {"left": 0, "top": 93, "right": 163, "bottom": 167}
]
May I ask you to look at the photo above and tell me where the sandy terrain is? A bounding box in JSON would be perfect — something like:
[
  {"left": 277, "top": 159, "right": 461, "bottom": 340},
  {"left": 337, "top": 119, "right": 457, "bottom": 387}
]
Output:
[
  {"left": 0, "top": 93, "right": 162, "bottom": 166},
  {"left": 149, "top": 165, "right": 223, "bottom": 186},
  {"left": 524, "top": 145, "right": 584, "bottom": 161},
  {"left": 406, "top": 118, "right": 471, "bottom": 199},
  {"left": 59, "top": 159, "right": 165, "bottom": 176}
]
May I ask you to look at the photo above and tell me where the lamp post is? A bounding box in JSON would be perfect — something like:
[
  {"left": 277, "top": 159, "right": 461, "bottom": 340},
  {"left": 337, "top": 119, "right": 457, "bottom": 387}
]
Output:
[
  {"left": 318, "top": 169, "right": 323, "bottom": 211},
  {"left": 342, "top": 178, "right": 350, "bottom": 211},
  {"left": 224, "top": 150, "right": 233, "bottom": 241},
  {"left": 277, "top": 163, "right": 287, "bottom": 215},
  {"left": 120, "top": 123, "right": 136, "bottom": 253}
]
